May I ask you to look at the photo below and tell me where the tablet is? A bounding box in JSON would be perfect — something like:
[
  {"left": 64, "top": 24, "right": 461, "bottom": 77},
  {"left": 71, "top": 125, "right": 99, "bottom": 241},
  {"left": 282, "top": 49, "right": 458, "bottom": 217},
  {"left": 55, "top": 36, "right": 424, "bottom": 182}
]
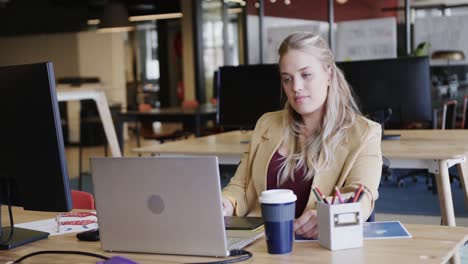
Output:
[{"left": 224, "top": 216, "right": 264, "bottom": 230}]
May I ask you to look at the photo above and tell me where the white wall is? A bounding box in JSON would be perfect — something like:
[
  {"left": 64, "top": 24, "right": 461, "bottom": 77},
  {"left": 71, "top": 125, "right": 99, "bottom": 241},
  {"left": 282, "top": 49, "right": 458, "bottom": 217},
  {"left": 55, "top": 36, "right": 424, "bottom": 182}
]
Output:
[
  {"left": 77, "top": 31, "right": 126, "bottom": 106},
  {"left": 0, "top": 33, "right": 80, "bottom": 78},
  {"left": 0, "top": 31, "right": 127, "bottom": 143},
  {"left": 0, "top": 31, "right": 126, "bottom": 105}
]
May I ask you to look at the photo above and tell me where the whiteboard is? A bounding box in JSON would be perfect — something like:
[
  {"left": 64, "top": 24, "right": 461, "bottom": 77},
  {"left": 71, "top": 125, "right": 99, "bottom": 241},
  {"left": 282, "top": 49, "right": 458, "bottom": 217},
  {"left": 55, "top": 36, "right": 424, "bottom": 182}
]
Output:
[
  {"left": 247, "top": 15, "right": 328, "bottom": 64},
  {"left": 335, "top": 17, "right": 397, "bottom": 62},
  {"left": 414, "top": 16, "right": 468, "bottom": 65},
  {"left": 266, "top": 23, "right": 329, "bottom": 63}
]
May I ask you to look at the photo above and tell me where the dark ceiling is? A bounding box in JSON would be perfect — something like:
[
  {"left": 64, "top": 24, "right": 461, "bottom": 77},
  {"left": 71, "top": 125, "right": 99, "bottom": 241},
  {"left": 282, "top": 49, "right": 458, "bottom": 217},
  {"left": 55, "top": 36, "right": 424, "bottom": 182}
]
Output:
[{"left": 0, "top": 0, "right": 180, "bottom": 36}]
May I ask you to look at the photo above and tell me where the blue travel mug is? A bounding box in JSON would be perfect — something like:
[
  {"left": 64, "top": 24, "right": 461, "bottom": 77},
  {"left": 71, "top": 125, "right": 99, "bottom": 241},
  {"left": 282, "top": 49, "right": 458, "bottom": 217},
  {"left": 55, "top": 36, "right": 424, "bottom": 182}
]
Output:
[{"left": 259, "top": 189, "right": 297, "bottom": 254}]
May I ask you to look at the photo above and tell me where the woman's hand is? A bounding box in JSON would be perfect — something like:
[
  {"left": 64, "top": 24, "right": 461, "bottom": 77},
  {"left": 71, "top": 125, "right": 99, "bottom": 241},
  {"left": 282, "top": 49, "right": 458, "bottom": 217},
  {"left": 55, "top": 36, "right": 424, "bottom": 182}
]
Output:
[
  {"left": 222, "top": 197, "right": 234, "bottom": 216},
  {"left": 294, "top": 209, "right": 318, "bottom": 238}
]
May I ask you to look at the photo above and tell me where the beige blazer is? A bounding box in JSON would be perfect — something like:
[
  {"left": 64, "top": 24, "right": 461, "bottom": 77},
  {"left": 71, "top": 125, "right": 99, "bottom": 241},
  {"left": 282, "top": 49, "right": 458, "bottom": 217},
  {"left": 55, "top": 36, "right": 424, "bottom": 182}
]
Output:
[{"left": 222, "top": 110, "right": 383, "bottom": 220}]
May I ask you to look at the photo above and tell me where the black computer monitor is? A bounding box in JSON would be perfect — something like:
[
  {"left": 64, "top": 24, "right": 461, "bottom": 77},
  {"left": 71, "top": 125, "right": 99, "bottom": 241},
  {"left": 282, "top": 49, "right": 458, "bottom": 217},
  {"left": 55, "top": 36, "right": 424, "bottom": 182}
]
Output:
[
  {"left": 337, "top": 57, "right": 432, "bottom": 130},
  {"left": 217, "top": 64, "right": 283, "bottom": 129},
  {"left": 0, "top": 62, "right": 72, "bottom": 249}
]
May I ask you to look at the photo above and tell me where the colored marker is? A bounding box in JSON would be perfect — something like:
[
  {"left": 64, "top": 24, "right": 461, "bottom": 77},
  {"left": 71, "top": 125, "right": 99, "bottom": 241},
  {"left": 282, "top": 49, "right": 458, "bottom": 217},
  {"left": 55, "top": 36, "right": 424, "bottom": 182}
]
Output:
[
  {"left": 312, "top": 188, "right": 322, "bottom": 202},
  {"left": 334, "top": 186, "right": 344, "bottom": 203},
  {"left": 352, "top": 184, "right": 364, "bottom": 203},
  {"left": 356, "top": 190, "right": 365, "bottom": 202}
]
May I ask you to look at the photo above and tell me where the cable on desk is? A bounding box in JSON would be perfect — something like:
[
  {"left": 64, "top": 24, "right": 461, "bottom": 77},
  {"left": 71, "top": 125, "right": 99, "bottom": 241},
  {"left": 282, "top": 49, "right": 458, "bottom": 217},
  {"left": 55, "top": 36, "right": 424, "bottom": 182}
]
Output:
[
  {"left": 187, "top": 249, "right": 252, "bottom": 264},
  {"left": 11, "top": 250, "right": 109, "bottom": 263}
]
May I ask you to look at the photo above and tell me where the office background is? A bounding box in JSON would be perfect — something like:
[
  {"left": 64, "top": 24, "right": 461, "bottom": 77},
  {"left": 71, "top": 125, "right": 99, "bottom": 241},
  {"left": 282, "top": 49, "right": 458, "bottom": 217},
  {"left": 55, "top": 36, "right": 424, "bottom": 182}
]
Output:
[{"left": 1, "top": 0, "right": 468, "bottom": 225}]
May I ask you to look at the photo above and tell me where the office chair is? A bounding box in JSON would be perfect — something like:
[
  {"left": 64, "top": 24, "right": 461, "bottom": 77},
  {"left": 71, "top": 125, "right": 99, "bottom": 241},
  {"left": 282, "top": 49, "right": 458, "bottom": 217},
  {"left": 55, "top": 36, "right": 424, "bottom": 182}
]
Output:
[{"left": 71, "top": 190, "right": 95, "bottom": 210}]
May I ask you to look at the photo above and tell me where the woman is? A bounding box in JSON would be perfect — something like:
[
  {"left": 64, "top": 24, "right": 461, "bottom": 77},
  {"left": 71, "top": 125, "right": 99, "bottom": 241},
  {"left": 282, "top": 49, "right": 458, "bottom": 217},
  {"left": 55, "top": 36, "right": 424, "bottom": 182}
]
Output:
[{"left": 222, "top": 32, "right": 382, "bottom": 239}]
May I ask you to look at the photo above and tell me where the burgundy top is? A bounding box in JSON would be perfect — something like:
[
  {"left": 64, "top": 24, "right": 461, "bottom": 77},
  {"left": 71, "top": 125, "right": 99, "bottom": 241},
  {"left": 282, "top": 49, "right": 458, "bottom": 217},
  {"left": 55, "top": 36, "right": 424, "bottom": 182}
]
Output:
[{"left": 267, "top": 149, "right": 313, "bottom": 218}]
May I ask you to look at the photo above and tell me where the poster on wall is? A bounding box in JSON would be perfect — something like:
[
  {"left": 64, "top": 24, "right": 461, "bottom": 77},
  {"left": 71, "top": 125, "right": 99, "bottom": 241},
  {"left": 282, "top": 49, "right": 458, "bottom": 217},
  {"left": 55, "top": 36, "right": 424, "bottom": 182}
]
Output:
[
  {"left": 247, "top": 15, "right": 328, "bottom": 64},
  {"left": 335, "top": 17, "right": 397, "bottom": 62},
  {"left": 266, "top": 23, "right": 329, "bottom": 64},
  {"left": 414, "top": 15, "right": 468, "bottom": 65}
]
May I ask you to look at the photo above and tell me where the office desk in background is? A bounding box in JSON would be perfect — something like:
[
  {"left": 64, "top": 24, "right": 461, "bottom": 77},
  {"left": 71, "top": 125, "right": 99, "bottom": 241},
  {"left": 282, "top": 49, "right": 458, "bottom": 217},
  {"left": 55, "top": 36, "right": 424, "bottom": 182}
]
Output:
[
  {"left": 0, "top": 207, "right": 467, "bottom": 264},
  {"left": 57, "top": 85, "right": 122, "bottom": 157},
  {"left": 133, "top": 129, "right": 468, "bottom": 227},
  {"left": 116, "top": 104, "right": 217, "bottom": 153}
]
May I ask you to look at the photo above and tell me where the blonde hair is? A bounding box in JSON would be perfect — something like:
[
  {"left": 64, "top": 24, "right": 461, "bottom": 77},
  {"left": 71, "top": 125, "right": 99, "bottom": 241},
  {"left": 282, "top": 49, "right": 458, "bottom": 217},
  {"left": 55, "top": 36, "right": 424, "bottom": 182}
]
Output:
[{"left": 277, "top": 32, "right": 360, "bottom": 184}]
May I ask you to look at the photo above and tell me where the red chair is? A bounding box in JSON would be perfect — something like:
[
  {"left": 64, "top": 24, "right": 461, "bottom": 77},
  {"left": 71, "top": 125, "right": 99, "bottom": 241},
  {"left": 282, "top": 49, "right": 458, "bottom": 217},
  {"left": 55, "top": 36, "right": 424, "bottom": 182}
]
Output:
[{"left": 71, "top": 190, "right": 95, "bottom": 210}]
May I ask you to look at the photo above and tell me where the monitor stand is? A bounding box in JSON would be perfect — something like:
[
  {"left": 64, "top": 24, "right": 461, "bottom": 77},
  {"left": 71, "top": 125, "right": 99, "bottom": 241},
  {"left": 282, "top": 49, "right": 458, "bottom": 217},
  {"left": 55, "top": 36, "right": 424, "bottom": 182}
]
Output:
[
  {"left": 382, "top": 134, "right": 401, "bottom": 140},
  {"left": 0, "top": 191, "right": 49, "bottom": 250},
  {"left": 0, "top": 226, "right": 49, "bottom": 250}
]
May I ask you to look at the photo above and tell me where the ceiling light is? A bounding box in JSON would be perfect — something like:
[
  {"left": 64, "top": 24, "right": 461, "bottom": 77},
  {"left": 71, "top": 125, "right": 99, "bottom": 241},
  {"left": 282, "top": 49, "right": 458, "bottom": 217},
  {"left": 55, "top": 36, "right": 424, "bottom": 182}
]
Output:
[
  {"left": 97, "top": 27, "right": 133, "bottom": 33},
  {"left": 284, "top": 0, "right": 291, "bottom": 5},
  {"left": 129, "top": 12, "right": 183, "bottom": 22},
  {"left": 226, "top": 0, "right": 245, "bottom": 3},
  {"left": 87, "top": 19, "right": 100, "bottom": 26},
  {"left": 336, "top": 0, "right": 348, "bottom": 4},
  {"left": 228, "top": 8, "right": 243, "bottom": 14}
]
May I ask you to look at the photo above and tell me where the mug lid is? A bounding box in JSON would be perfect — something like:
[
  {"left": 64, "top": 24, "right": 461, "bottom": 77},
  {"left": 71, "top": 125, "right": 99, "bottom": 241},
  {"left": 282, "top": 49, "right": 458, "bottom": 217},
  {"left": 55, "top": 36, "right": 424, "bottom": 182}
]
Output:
[{"left": 259, "top": 189, "right": 297, "bottom": 204}]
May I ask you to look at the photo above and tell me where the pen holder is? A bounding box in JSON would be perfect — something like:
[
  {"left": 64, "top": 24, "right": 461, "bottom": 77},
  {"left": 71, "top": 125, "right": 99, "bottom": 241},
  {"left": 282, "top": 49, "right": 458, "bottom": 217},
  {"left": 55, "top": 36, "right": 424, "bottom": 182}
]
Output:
[{"left": 317, "top": 201, "right": 363, "bottom": 251}]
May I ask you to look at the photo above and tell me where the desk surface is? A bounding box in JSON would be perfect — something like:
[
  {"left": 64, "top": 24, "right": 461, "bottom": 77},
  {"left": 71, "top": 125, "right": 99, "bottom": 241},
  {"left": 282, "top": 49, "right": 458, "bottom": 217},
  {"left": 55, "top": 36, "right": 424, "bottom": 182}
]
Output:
[
  {"left": 134, "top": 130, "right": 251, "bottom": 155},
  {"left": 133, "top": 129, "right": 468, "bottom": 160},
  {"left": 1, "top": 208, "right": 467, "bottom": 264}
]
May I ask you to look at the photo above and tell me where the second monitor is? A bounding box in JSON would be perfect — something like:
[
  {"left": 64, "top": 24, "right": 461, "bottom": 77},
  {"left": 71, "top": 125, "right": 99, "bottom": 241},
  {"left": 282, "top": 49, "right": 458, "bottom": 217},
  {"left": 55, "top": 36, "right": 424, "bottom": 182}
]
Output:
[
  {"left": 217, "top": 64, "right": 283, "bottom": 129},
  {"left": 337, "top": 57, "right": 432, "bottom": 129}
]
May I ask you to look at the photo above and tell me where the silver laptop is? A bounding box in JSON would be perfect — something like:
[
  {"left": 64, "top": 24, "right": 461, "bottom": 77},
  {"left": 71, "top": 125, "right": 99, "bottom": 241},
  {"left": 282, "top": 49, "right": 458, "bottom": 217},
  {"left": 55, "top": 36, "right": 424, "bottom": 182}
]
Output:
[{"left": 90, "top": 156, "right": 263, "bottom": 257}]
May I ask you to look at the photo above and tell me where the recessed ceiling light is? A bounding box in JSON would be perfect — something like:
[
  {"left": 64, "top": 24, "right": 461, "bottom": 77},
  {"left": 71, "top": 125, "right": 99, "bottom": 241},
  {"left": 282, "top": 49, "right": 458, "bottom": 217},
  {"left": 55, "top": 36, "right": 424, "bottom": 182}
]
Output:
[{"left": 129, "top": 13, "right": 183, "bottom": 22}]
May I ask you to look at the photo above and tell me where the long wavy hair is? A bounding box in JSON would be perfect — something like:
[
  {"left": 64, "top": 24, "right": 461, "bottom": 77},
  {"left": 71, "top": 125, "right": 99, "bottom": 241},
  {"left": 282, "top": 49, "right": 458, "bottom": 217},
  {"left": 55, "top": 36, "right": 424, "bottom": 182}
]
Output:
[{"left": 277, "top": 32, "right": 361, "bottom": 184}]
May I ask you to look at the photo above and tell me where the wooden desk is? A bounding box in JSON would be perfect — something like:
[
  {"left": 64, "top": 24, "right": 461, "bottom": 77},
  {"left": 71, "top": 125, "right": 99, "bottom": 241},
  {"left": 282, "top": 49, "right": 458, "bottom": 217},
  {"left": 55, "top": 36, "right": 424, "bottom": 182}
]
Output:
[
  {"left": 116, "top": 104, "right": 217, "bottom": 153},
  {"left": 133, "top": 130, "right": 468, "bottom": 227},
  {"left": 1, "top": 208, "right": 467, "bottom": 264},
  {"left": 57, "top": 85, "right": 122, "bottom": 157}
]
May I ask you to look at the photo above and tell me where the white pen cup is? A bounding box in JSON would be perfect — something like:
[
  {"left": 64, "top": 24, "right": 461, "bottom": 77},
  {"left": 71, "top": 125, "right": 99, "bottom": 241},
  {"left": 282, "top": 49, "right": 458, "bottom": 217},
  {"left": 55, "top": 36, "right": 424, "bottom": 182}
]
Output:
[{"left": 259, "top": 189, "right": 297, "bottom": 254}]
